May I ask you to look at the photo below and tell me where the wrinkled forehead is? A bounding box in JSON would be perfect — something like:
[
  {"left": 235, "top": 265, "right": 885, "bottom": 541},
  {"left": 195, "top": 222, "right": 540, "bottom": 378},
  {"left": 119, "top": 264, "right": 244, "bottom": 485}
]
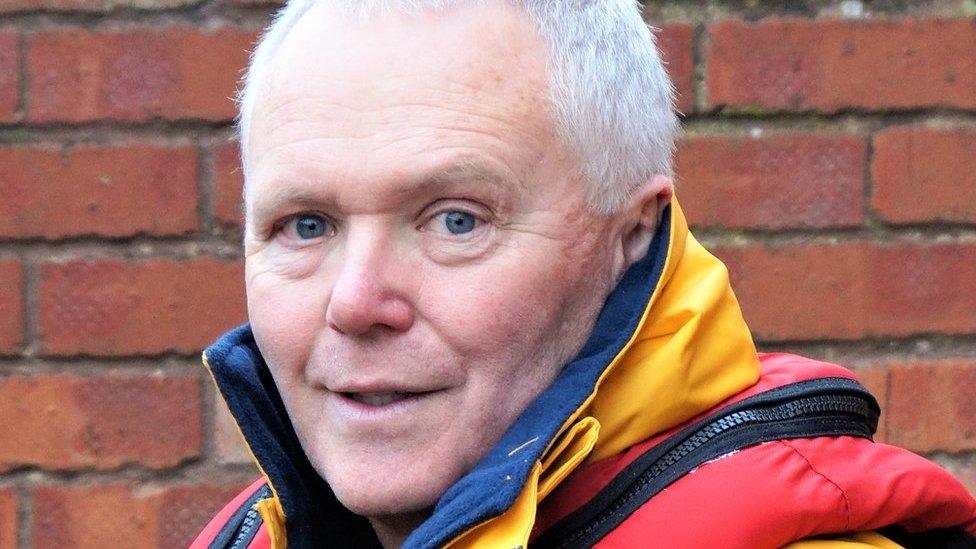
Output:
[{"left": 246, "top": 1, "right": 557, "bottom": 173}]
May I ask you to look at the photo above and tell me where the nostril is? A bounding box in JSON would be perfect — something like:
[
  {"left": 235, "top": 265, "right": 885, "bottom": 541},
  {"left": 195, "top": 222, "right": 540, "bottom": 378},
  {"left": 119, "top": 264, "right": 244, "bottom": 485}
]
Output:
[{"left": 327, "top": 317, "right": 349, "bottom": 335}]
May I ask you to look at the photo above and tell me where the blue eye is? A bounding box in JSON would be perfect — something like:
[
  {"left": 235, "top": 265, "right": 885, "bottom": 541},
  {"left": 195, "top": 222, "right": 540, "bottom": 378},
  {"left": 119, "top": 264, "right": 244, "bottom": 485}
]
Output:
[
  {"left": 443, "top": 211, "right": 477, "bottom": 235},
  {"left": 294, "top": 214, "right": 329, "bottom": 239}
]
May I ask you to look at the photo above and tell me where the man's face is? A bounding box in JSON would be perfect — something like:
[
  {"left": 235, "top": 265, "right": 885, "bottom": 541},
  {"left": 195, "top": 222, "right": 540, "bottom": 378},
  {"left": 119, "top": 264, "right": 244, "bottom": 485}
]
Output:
[{"left": 244, "top": 2, "right": 620, "bottom": 522}]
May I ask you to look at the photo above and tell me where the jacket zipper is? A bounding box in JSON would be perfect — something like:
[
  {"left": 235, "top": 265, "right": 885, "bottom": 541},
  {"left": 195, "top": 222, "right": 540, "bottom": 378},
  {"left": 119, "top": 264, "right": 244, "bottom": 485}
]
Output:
[
  {"left": 229, "top": 505, "right": 262, "bottom": 549},
  {"left": 547, "top": 380, "right": 878, "bottom": 548}
]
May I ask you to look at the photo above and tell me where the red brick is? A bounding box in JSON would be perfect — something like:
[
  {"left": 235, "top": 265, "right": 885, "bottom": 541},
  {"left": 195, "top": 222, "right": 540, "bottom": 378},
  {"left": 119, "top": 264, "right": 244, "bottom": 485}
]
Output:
[
  {"left": 886, "top": 361, "right": 976, "bottom": 453},
  {"left": 27, "top": 26, "right": 257, "bottom": 123},
  {"left": 676, "top": 133, "right": 865, "bottom": 229},
  {"left": 872, "top": 126, "right": 976, "bottom": 224},
  {"left": 213, "top": 392, "right": 253, "bottom": 468},
  {"left": 852, "top": 365, "right": 887, "bottom": 443},
  {"left": 33, "top": 482, "right": 248, "bottom": 548},
  {"left": 656, "top": 24, "right": 695, "bottom": 114},
  {"left": 0, "top": 261, "right": 23, "bottom": 354},
  {"left": 706, "top": 18, "right": 976, "bottom": 112},
  {"left": 0, "top": 374, "right": 201, "bottom": 471},
  {"left": 214, "top": 142, "right": 245, "bottom": 228},
  {"left": 0, "top": 143, "right": 198, "bottom": 239},
  {"left": 38, "top": 258, "right": 245, "bottom": 356},
  {"left": 213, "top": 391, "right": 255, "bottom": 465},
  {"left": 713, "top": 242, "right": 976, "bottom": 341},
  {"left": 0, "top": 31, "right": 17, "bottom": 122},
  {"left": 0, "top": 0, "right": 196, "bottom": 11},
  {"left": 0, "top": 487, "right": 16, "bottom": 549}
]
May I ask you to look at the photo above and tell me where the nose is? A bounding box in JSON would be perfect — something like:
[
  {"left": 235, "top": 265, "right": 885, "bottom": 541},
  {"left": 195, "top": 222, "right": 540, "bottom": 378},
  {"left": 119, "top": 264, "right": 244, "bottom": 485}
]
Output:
[{"left": 326, "top": 232, "right": 415, "bottom": 337}]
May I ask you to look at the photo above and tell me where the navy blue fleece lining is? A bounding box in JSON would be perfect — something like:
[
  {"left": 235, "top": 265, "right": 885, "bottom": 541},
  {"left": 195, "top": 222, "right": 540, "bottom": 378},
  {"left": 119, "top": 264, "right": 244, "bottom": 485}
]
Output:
[{"left": 205, "top": 206, "right": 672, "bottom": 549}]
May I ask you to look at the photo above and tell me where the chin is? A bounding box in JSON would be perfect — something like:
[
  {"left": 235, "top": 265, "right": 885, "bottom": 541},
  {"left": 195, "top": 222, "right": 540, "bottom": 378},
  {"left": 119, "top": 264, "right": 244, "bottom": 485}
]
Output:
[
  {"left": 326, "top": 470, "right": 443, "bottom": 518},
  {"left": 317, "top": 452, "right": 455, "bottom": 519}
]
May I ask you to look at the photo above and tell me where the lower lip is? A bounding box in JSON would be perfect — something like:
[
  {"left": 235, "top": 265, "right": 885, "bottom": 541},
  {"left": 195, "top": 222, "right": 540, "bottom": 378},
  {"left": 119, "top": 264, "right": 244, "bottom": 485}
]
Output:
[{"left": 327, "top": 390, "right": 441, "bottom": 425}]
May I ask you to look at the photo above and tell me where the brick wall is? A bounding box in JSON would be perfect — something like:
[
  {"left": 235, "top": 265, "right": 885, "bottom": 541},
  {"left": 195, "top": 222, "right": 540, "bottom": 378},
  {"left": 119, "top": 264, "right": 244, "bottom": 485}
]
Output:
[{"left": 0, "top": 0, "right": 974, "bottom": 546}]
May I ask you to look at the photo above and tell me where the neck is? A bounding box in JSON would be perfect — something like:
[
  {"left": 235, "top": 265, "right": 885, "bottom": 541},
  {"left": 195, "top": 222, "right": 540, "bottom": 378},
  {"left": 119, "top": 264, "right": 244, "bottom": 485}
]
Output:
[{"left": 369, "top": 509, "right": 431, "bottom": 548}]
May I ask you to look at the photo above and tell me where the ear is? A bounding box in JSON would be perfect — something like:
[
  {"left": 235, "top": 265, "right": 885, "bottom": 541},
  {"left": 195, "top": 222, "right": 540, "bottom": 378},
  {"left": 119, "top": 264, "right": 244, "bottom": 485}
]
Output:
[{"left": 611, "top": 175, "right": 673, "bottom": 281}]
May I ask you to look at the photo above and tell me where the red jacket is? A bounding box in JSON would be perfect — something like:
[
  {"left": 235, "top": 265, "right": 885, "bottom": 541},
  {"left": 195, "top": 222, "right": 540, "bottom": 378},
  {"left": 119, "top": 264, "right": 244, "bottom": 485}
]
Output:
[
  {"left": 194, "top": 354, "right": 976, "bottom": 548},
  {"left": 533, "top": 354, "right": 976, "bottom": 548}
]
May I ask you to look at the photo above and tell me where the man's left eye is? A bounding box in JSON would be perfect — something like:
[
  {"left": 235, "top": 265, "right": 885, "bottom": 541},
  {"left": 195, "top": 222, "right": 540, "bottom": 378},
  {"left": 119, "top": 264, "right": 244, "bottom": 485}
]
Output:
[{"left": 435, "top": 211, "right": 478, "bottom": 235}]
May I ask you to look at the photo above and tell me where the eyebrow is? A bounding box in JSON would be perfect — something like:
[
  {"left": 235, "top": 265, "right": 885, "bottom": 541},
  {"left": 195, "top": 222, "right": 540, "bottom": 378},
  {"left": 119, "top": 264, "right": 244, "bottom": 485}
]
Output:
[
  {"left": 416, "top": 160, "right": 524, "bottom": 202},
  {"left": 248, "top": 160, "right": 521, "bottom": 221},
  {"left": 249, "top": 188, "right": 326, "bottom": 221},
  {"left": 427, "top": 160, "right": 522, "bottom": 190}
]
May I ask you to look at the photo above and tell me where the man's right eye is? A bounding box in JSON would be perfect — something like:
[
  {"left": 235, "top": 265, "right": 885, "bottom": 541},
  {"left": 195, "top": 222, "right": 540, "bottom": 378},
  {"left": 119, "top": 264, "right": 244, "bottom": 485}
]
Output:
[{"left": 283, "top": 213, "right": 332, "bottom": 240}]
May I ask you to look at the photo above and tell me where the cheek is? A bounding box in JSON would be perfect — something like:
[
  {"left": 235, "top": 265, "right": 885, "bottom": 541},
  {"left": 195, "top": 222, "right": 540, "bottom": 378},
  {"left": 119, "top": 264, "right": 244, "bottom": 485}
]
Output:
[
  {"left": 419, "top": 272, "right": 534, "bottom": 355},
  {"left": 246, "top": 259, "right": 332, "bottom": 374},
  {"left": 423, "top": 251, "right": 592, "bottom": 363}
]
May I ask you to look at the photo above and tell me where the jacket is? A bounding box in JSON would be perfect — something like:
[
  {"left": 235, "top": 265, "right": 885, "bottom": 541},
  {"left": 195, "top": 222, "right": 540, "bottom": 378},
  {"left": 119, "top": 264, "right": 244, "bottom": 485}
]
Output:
[{"left": 192, "top": 199, "right": 976, "bottom": 548}]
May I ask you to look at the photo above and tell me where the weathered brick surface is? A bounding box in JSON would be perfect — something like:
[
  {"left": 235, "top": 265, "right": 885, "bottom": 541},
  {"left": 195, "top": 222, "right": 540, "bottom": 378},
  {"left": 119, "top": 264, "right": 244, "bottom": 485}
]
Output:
[
  {"left": 0, "top": 374, "right": 201, "bottom": 471},
  {"left": 33, "top": 482, "right": 248, "bottom": 548},
  {"left": 213, "top": 390, "right": 253, "bottom": 465},
  {"left": 676, "top": 133, "right": 865, "bottom": 229},
  {"left": 0, "top": 143, "right": 198, "bottom": 239},
  {"left": 0, "top": 31, "right": 18, "bottom": 122},
  {"left": 214, "top": 141, "right": 245, "bottom": 228},
  {"left": 872, "top": 126, "right": 976, "bottom": 224},
  {"left": 1, "top": 0, "right": 197, "bottom": 12},
  {"left": 0, "top": 261, "right": 23, "bottom": 354},
  {"left": 707, "top": 18, "right": 976, "bottom": 112},
  {"left": 656, "top": 24, "right": 695, "bottom": 114},
  {"left": 886, "top": 361, "right": 976, "bottom": 454},
  {"left": 714, "top": 242, "right": 976, "bottom": 341},
  {"left": 852, "top": 365, "right": 888, "bottom": 443},
  {"left": 27, "top": 26, "right": 257, "bottom": 123},
  {"left": 0, "top": 487, "right": 15, "bottom": 549},
  {"left": 38, "top": 258, "right": 245, "bottom": 356}
]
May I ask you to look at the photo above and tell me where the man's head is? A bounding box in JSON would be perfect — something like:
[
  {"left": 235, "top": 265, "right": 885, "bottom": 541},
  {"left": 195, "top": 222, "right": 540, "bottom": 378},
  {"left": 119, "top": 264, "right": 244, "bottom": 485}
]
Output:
[{"left": 239, "top": 0, "right": 676, "bottom": 543}]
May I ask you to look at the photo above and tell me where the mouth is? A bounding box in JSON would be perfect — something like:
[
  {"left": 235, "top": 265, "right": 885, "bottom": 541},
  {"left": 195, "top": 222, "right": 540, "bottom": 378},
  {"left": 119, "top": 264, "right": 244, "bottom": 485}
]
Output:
[
  {"left": 337, "top": 388, "right": 443, "bottom": 408},
  {"left": 343, "top": 391, "right": 418, "bottom": 406},
  {"left": 326, "top": 386, "right": 449, "bottom": 426}
]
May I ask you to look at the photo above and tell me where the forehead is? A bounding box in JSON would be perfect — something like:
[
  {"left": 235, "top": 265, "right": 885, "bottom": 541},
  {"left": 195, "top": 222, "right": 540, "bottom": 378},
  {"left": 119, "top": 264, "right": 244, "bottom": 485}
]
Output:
[
  {"left": 267, "top": 1, "right": 549, "bottom": 104},
  {"left": 245, "top": 1, "right": 558, "bottom": 201}
]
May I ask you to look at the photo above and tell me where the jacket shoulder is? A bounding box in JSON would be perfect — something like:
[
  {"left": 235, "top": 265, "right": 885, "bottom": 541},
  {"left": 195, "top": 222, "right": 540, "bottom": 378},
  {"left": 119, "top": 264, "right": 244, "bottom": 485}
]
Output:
[
  {"left": 191, "top": 478, "right": 273, "bottom": 549},
  {"left": 536, "top": 358, "right": 976, "bottom": 547},
  {"left": 600, "top": 435, "right": 975, "bottom": 547}
]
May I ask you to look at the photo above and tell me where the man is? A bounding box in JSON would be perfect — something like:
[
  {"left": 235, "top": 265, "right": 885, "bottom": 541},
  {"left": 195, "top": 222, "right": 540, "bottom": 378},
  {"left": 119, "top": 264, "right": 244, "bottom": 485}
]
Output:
[{"left": 192, "top": 1, "right": 976, "bottom": 547}]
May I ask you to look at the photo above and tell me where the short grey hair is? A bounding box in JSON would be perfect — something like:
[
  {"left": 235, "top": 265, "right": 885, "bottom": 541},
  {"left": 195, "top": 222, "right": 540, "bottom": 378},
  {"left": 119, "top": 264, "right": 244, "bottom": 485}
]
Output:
[{"left": 237, "top": 0, "right": 679, "bottom": 213}]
